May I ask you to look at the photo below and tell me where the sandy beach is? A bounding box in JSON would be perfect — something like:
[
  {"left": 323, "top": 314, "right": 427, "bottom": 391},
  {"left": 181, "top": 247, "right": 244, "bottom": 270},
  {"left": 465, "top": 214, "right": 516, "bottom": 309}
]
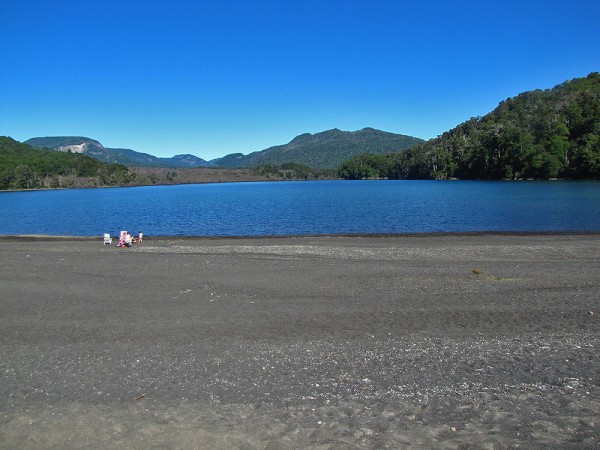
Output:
[{"left": 0, "top": 234, "right": 598, "bottom": 449}]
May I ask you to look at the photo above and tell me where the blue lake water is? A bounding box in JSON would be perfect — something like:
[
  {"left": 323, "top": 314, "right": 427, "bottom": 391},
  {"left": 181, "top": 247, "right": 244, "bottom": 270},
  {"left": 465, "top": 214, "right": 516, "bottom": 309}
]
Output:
[{"left": 1, "top": 180, "right": 600, "bottom": 237}]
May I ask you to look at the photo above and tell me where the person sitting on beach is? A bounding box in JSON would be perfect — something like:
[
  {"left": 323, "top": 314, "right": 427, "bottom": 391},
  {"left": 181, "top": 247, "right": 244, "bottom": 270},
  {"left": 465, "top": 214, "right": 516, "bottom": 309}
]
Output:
[
  {"left": 117, "top": 237, "right": 124, "bottom": 247},
  {"left": 124, "top": 233, "right": 132, "bottom": 247}
]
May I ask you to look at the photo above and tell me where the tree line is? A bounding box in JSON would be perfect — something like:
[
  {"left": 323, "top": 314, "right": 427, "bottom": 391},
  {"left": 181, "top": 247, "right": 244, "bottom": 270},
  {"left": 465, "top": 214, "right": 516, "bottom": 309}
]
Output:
[
  {"left": 4, "top": 74, "right": 598, "bottom": 189},
  {"left": 0, "top": 137, "right": 339, "bottom": 190},
  {"left": 251, "top": 163, "right": 337, "bottom": 180}
]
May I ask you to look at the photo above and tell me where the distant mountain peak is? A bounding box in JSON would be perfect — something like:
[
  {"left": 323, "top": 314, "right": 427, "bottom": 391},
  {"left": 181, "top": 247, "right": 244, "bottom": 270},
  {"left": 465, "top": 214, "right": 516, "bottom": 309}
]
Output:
[
  {"left": 24, "top": 127, "right": 425, "bottom": 170},
  {"left": 213, "top": 127, "right": 424, "bottom": 169},
  {"left": 288, "top": 133, "right": 313, "bottom": 144},
  {"left": 26, "top": 136, "right": 104, "bottom": 149}
]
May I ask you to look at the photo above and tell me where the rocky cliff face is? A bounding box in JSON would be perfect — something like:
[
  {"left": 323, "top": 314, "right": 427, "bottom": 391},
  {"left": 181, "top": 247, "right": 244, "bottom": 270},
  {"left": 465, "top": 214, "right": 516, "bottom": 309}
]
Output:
[
  {"left": 25, "top": 136, "right": 105, "bottom": 153},
  {"left": 56, "top": 141, "right": 105, "bottom": 154}
]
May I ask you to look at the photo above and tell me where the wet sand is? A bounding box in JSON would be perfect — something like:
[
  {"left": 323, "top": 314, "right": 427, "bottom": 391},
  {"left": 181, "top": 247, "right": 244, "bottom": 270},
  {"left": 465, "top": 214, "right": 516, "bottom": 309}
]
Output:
[{"left": 0, "top": 234, "right": 598, "bottom": 449}]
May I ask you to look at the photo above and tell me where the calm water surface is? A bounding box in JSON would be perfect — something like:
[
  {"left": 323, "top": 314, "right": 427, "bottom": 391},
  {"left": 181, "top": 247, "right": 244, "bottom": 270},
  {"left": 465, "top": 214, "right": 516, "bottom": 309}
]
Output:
[{"left": 1, "top": 180, "right": 599, "bottom": 236}]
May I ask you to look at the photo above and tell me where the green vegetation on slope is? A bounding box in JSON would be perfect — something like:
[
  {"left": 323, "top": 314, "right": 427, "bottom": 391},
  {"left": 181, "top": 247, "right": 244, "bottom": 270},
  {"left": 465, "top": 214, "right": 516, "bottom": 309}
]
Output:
[
  {"left": 338, "top": 153, "right": 403, "bottom": 180},
  {"left": 339, "top": 73, "right": 600, "bottom": 180},
  {"left": 214, "top": 128, "right": 424, "bottom": 169},
  {"left": 1, "top": 138, "right": 337, "bottom": 189},
  {"left": 0, "top": 137, "right": 131, "bottom": 189}
]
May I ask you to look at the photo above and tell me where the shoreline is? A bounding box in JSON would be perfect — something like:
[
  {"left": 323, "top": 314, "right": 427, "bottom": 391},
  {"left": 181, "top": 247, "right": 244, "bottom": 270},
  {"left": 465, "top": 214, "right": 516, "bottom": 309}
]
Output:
[
  {"left": 1, "top": 234, "right": 598, "bottom": 448},
  {"left": 1, "top": 176, "right": 598, "bottom": 193},
  {"left": 2, "top": 230, "right": 600, "bottom": 241}
]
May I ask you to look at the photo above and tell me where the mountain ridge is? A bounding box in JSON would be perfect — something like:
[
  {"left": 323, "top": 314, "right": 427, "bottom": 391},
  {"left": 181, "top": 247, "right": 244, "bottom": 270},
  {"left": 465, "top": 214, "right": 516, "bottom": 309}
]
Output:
[
  {"left": 24, "top": 137, "right": 208, "bottom": 168},
  {"left": 25, "top": 128, "right": 425, "bottom": 169},
  {"left": 212, "top": 128, "right": 424, "bottom": 169}
]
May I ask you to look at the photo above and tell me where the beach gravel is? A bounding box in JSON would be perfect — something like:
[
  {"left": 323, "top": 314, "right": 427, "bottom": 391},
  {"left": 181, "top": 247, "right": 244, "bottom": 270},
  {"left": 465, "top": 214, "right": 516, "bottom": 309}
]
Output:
[{"left": 0, "top": 234, "right": 599, "bottom": 448}]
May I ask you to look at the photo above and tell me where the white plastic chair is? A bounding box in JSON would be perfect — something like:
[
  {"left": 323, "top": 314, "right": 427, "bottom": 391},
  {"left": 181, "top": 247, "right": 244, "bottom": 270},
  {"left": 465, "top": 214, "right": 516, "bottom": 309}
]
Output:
[{"left": 103, "top": 233, "right": 112, "bottom": 245}]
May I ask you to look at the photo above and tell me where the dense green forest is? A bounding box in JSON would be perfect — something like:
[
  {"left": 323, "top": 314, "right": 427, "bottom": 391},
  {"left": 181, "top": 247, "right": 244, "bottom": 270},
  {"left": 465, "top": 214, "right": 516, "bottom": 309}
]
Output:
[
  {"left": 339, "top": 73, "right": 600, "bottom": 180},
  {"left": 0, "top": 137, "right": 132, "bottom": 189},
  {"left": 251, "top": 163, "right": 337, "bottom": 180}
]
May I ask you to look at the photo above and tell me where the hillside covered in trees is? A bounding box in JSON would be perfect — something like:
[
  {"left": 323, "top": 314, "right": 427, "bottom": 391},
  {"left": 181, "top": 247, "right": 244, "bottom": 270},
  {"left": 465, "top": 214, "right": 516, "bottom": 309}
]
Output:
[
  {"left": 0, "top": 137, "right": 132, "bottom": 189},
  {"left": 339, "top": 73, "right": 600, "bottom": 180},
  {"left": 213, "top": 128, "right": 424, "bottom": 169}
]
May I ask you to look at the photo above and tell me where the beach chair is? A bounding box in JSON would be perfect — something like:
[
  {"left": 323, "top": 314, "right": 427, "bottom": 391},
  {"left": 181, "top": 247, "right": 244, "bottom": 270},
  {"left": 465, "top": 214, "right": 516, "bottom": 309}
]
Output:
[{"left": 103, "top": 233, "right": 112, "bottom": 245}]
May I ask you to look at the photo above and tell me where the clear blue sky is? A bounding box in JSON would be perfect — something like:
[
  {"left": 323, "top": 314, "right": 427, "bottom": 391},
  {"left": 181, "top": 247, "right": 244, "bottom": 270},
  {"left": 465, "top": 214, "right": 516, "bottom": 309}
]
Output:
[{"left": 1, "top": 0, "right": 599, "bottom": 160}]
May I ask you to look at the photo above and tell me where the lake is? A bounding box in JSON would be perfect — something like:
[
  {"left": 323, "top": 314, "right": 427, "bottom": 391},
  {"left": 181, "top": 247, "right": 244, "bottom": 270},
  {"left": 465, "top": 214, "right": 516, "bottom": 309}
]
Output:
[{"left": 1, "top": 180, "right": 600, "bottom": 237}]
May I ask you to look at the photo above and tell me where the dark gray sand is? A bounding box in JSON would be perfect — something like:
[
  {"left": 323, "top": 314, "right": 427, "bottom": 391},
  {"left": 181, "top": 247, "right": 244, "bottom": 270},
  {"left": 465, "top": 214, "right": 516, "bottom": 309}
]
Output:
[{"left": 0, "top": 234, "right": 598, "bottom": 449}]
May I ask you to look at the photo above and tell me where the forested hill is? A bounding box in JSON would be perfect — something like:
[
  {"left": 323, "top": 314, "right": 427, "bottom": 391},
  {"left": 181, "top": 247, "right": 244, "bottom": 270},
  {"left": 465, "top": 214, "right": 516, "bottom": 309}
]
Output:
[
  {"left": 213, "top": 128, "right": 424, "bottom": 169},
  {"left": 0, "top": 137, "right": 131, "bottom": 189},
  {"left": 340, "top": 72, "right": 600, "bottom": 180}
]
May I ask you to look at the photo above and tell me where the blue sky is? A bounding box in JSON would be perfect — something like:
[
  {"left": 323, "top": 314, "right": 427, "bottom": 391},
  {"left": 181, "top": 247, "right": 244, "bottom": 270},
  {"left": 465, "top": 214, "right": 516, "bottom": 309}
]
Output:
[{"left": 1, "top": 0, "right": 599, "bottom": 160}]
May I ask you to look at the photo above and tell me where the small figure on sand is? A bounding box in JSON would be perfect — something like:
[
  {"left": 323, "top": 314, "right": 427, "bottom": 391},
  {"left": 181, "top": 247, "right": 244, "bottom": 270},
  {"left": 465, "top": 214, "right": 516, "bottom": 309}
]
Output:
[
  {"left": 117, "top": 230, "right": 134, "bottom": 247},
  {"left": 116, "top": 230, "right": 143, "bottom": 247}
]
